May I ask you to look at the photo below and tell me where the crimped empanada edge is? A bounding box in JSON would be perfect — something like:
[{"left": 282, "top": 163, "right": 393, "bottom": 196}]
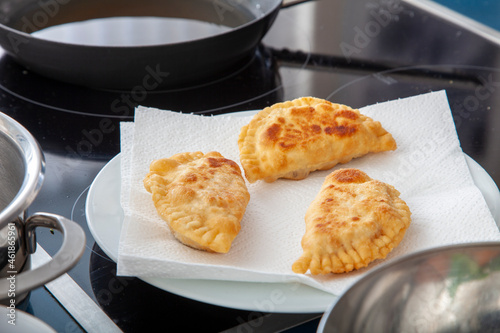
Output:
[
  {"left": 292, "top": 196, "right": 411, "bottom": 275},
  {"left": 145, "top": 151, "right": 250, "bottom": 254},
  {"left": 238, "top": 105, "right": 275, "bottom": 183}
]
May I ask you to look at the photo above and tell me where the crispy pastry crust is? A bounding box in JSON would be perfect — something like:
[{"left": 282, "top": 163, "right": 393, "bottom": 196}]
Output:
[
  {"left": 143, "top": 151, "right": 250, "bottom": 253},
  {"left": 292, "top": 168, "right": 411, "bottom": 274},
  {"left": 238, "top": 97, "right": 397, "bottom": 183}
]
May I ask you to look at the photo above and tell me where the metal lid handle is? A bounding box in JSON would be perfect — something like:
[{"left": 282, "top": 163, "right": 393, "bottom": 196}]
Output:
[{"left": 0, "top": 212, "right": 86, "bottom": 300}]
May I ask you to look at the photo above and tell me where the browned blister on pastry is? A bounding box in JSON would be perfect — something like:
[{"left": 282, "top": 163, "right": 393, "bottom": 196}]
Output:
[
  {"left": 292, "top": 168, "right": 411, "bottom": 274},
  {"left": 143, "top": 151, "right": 250, "bottom": 253},
  {"left": 238, "top": 97, "right": 397, "bottom": 183}
]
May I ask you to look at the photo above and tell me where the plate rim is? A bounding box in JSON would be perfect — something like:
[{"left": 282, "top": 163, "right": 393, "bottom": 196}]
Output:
[
  {"left": 85, "top": 108, "right": 500, "bottom": 312},
  {"left": 86, "top": 152, "right": 500, "bottom": 313},
  {"left": 86, "top": 154, "right": 336, "bottom": 313}
]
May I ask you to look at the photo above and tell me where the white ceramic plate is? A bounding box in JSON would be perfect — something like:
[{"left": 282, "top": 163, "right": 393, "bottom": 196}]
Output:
[
  {"left": 86, "top": 109, "right": 500, "bottom": 313},
  {"left": 86, "top": 154, "right": 335, "bottom": 313},
  {"left": 86, "top": 152, "right": 500, "bottom": 313}
]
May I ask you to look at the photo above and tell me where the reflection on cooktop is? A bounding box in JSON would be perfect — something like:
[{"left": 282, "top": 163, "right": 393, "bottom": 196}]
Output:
[
  {"left": 0, "top": 44, "right": 284, "bottom": 117},
  {"left": 89, "top": 243, "right": 245, "bottom": 331},
  {"left": 89, "top": 243, "right": 320, "bottom": 332}
]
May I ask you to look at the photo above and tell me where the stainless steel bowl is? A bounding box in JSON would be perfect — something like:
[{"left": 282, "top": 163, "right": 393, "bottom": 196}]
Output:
[
  {"left": 318, "top": 242, "right": 500, "bottom": 333},
  {"left": 0, "top": 112, "right": 86, "bottom": 304}
]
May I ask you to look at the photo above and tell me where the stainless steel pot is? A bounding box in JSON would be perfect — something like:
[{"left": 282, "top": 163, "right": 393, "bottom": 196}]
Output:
[
  {"left": 0, "top": 112, "right": 85, "bottom": 304},
  {"left": 317, "top": 242, "right": 500, "bottom": 333}
]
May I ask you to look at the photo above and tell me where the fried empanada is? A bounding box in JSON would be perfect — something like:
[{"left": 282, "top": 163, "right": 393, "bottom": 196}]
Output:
[
  {"left": 143, "top": 151, "right": 250, "bottom": 253},
  {"left": 292, "top": 168, "right": 411, "bottom": 274},
  {"left": 238, "top": 97, "right": 397, "bottom": 183}
]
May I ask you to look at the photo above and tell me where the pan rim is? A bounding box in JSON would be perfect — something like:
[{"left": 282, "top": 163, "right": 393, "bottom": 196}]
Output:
[{"left": 0, "top": 0, "right": 283, "bottom": 49}]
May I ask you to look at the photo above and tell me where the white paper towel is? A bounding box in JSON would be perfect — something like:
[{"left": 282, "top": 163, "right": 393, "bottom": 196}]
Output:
[{"left": 117, "top": 91, "right": 500, "bottom": 295}]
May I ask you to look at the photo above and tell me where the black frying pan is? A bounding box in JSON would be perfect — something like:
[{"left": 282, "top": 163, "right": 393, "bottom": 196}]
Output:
[{"left": 0, "top": 0, "right": 292, "bottom": 90}]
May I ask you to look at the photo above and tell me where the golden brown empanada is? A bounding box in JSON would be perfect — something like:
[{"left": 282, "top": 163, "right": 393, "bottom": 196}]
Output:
[
  {"left": 143, "top": 151, "right": 250, "bottom": 253},
  {"left": 292, "top": 168, "right": 411, "bottom": 274},
  {"left": 238, "top": 97, "right": 397, "bottom": 183}
]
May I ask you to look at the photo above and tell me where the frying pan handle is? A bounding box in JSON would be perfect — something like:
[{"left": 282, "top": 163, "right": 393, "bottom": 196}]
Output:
[{"left": 0, "top": 212, "right": 86, "bottom": 301}]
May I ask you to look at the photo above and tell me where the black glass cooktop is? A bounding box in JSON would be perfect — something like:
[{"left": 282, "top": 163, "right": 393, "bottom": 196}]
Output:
[{"left": 1, "top": 0, "right": 500, "bottom": 332}]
